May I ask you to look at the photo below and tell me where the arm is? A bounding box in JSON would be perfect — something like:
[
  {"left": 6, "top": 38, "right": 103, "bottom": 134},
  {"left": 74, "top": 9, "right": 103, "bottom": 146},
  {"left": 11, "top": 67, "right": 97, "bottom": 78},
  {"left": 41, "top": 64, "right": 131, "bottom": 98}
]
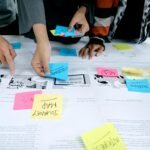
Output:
[
  {"left": 69, "top": 0, "right": 94, "bottom": 34},
  {"left": 32, "top": 24, "right": 51, "bottom": 77},
  {"left": 79, "top": 0, "right": 119, "bottom": 59},
  {"left": 17, "top": 0, "right": 51, "bottom": 76},
  {"left": 17, "top": 0, "right": 46, "bottom": 34}
]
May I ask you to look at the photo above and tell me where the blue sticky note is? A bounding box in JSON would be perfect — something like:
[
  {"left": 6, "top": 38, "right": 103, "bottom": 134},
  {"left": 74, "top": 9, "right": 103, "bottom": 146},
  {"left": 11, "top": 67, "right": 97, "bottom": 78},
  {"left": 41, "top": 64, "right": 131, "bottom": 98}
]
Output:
[
  {"left": 60, "top": 48, "right": 77, "bottom": 56},
  {"left": 55, "top": 25, "right": 76, "bottom": 37},
  {"left": 126, "top": 79, "right": 150, "bottom": 93},
  {"left": 11, "top": 42, "right": 22, "bottom": 49},
  {"left": 48, "top": 63, "right": 68, "bottom": 81}
]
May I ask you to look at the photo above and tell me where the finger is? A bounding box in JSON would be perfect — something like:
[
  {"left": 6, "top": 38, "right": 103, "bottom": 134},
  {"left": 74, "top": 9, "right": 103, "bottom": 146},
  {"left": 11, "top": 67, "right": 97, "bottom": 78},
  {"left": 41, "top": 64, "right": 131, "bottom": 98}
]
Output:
[
  {"left": 82, "top": 47, "right": 89, "bottom": 58},
  {"left": 68, "top": 18, "right": 76, "bottom": 31},
  {"left": 89, "top": 48, "right": 95, "bottom": 59},
  {"left": 95, "top": 47, "right": 105, "bottom": 57},
  {"left": 9, "top": 46, "right": 17, "bottom": 59},
  {"left": 79, "top": 24, "right": 89, "bottom": 33},
  {"left": 79, "top": 48, "right": 84, "bottom": 57},
  {"left": 32, "top": 63, "right": 45, "bottom": 77},
  {"left": 5, "top": 54, "right": 15, "bottom": 75},
  {"left": 0, "top": 55, "right": 7, "bottom": 64},
  {"left": 79, "top": 48, "right": 86, "bottom": 58},
  {"left": 43, "top": 62, "right": 50, "bottom": 74}
]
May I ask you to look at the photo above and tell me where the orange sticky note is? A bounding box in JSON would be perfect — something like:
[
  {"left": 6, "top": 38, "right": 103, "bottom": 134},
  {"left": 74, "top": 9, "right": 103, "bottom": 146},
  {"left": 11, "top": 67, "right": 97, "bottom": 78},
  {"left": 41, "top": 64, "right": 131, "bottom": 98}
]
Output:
[
  {"left": 14, "top": 91, "right": 42, "bottom": 110},
  {"left": 97, "top": 67, "right": 119, "bottom": 77}
]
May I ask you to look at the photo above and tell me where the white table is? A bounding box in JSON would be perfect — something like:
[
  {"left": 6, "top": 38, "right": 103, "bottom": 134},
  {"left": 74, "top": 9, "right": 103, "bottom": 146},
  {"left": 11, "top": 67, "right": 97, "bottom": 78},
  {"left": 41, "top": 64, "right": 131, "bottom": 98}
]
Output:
[{"left": 0, "top": 36, "right": 150, "bottom": 150}]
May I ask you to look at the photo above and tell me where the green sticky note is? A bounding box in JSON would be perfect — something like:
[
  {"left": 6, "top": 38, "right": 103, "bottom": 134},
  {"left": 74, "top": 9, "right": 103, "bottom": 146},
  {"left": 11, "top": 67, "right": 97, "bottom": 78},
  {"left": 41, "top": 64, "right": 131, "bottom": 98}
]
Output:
[
  {"left": 113, "top": 43, "right": 133, "bottom": 51},
  {"left": 81, "top": 123, "right": 127, "bottom": 150}
]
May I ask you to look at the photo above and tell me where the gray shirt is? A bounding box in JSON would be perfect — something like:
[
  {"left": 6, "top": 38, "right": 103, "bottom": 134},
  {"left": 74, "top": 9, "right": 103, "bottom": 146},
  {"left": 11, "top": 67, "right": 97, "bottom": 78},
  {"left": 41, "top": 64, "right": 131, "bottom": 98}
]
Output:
[
  {"left": 17, "top": 0, "right": 93, "bottom": 35},
  {"left": 17, "top": 0, "right": 46, "bottom": 34},
  {"left": 0, "top": 0, "right": 16, "bottom": 27}
]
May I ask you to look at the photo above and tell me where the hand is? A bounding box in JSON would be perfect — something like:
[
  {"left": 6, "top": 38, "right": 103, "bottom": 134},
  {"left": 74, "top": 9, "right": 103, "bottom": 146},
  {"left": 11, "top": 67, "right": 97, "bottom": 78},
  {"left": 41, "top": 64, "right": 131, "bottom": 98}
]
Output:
[
  {"left": 31, "top": 42, "right": 51, "bottom": 77},
  {"left": 69, "top": 6, "right": 89, "bottom": 34},
  {"left": 0, "top": 36, "right": 16, "bottom": 75},
  {"left": 79, "top": 44, "right": 105, "bottom": 59}
]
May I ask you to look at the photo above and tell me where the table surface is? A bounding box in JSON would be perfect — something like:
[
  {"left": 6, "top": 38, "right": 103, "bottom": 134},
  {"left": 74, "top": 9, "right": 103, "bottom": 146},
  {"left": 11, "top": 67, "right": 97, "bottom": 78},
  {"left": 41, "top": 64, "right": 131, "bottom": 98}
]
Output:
[{"left": 0, "top": 36, "right": 150, "bottom": 150}]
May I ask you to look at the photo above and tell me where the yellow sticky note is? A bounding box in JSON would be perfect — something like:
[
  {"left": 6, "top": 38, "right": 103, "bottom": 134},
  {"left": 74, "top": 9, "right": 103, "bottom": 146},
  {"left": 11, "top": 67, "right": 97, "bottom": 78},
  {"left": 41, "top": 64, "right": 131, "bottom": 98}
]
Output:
[
  {"left": 113, "top": 43, "right": 133, "bottom": 51},
  {"left": 81, "top": 123, "right": 127, "bottom": 150},
  {"left": 32, "top": 94, "right": 62, "bottom": 119},
  {"left": 50, "top": 30, "right": 61, "bottom": 36},
  {"left": 146, "top": 68, "right": 150, "bottom": 77},
  {"left": 122, "top": 67, "right": 144, "bottom": 77}
]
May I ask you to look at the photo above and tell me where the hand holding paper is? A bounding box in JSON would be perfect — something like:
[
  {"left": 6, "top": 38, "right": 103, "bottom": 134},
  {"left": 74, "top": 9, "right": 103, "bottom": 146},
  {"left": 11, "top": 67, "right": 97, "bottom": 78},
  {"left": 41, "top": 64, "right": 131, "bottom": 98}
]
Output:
[{"left": 45, "top": 63, "right": 68, "bottom": 81}]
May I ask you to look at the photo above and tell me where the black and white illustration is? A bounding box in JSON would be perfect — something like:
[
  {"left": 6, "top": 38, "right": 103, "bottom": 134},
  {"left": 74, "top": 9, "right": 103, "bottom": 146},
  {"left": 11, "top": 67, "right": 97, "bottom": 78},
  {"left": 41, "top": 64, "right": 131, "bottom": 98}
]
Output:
[
  {"left": 7, "top": 75, "right": 48, "bottom": 89},
  {"left": 53, "top": 74, "right": 90, "bottom": 88},
  {"left": 0, "top": 74, "right": 8, "bottom": 85},
  {"left": 94, "top": 74, "right": 126, "bottom": 88}
]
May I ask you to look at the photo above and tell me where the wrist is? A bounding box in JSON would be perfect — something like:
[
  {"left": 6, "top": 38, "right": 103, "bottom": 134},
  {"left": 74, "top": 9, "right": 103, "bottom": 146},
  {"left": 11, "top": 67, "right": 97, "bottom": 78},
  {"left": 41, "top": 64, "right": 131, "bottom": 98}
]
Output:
[
  {"left": 36, "top": 41, "right": 51, "bottom": 51},
  {"left": 78, "top": 6, "right": 87, "bottom": 15}
]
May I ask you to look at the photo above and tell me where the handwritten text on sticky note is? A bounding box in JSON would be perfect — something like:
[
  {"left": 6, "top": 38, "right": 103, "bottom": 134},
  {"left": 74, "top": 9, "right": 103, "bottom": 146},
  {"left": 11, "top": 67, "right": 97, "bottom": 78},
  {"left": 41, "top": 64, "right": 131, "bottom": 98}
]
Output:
[
  {"left": 32, "top": 94, "right": 63, "bottom": 119},
  {"left": 14, "top": 91, "right": 42, "bottom": 110},
  {"left": 81, "top": 123, "right": 127, "bottom": 150},
  {"left": 97, "top": 67, "right": 119, "bottom": 77},
  {"left": 48, "top": 63, "right": 68, "bottom": 80},
  {"left": 126, "top": 79, "right": 150, "bottom": 93}
]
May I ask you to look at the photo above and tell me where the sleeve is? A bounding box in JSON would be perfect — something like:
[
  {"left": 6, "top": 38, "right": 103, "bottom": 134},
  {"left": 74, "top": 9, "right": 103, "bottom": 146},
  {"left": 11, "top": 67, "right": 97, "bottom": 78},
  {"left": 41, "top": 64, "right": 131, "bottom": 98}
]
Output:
[
  {"left": 17, "top": 0, "right": 46, "bottom": 34},
  {"left": 89, "top": 0, "right": 119, "bottom": 48}
]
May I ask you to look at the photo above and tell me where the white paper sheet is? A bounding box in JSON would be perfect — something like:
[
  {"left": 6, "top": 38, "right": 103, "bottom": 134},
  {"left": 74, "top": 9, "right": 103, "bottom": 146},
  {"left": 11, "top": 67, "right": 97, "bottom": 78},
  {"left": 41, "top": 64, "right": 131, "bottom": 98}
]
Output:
[{"left": 0, "top": 36, "right": 150, "bottom": 150}]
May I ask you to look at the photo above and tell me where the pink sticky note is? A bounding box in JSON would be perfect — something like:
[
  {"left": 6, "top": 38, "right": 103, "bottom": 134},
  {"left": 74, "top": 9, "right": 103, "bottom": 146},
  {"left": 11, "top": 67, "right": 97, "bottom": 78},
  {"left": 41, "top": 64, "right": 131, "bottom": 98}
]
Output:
[
  {"left": 97, "top": 67, "right": 119, "bottom": 77},
  {"left": 14, "top": 91, "right": 42, "bottom": 110}
]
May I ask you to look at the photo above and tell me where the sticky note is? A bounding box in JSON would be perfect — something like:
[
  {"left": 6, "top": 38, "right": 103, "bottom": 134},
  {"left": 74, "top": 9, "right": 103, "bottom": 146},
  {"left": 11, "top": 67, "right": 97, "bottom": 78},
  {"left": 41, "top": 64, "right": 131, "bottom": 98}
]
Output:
[
  {"left": 14, "top": 91, "right": 42, "bottom": 110},
  {"left": 47, "top": 63, "right": 68, "bottom": 80},
  {"left": 146, "top": 68, "right": 150, "bottom": 77},
  {"left": 50, "top": 30, "right": 61, "bottom": 36},
  {"left": 60, "top": 48, "right": 77, "bottom": 56},
  {"left": 11, "top": 42, "right": 22, "bottom": 49},
  {"left": 81, "top": 123, "right": 127, "bottom": 150},
  {"left": 122, "top": 68, "right": 144, "bottom": 77},
  {"left": 126, "top": 79, "right": 150, "bottom": 93},
  {"left": 32, "top": 94, "right": 63, "bottom": 119},
  {"left": 97, "top": 67, "right": 119, "bottom": 77},
  {"left": 55, "top": 25, "right": 76, "bottom": 37},
  {"left": 113, "top": 43, "right": 133, "bottom": 51}
]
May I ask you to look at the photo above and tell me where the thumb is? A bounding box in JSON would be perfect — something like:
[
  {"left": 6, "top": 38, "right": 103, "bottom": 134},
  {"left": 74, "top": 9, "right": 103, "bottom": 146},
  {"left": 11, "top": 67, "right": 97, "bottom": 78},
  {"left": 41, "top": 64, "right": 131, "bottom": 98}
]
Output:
[
  {"left": 68, "top": 18, "right": 76, "bottom": 31},
  {"left": 43, "top": 60, "right": 50, "bottom": 74},
  {"left": 6, "top": 55, "right": 15, "bottom": 75},
  {"left": 9, "top": 46, "right": 17, "bottom": 59}
]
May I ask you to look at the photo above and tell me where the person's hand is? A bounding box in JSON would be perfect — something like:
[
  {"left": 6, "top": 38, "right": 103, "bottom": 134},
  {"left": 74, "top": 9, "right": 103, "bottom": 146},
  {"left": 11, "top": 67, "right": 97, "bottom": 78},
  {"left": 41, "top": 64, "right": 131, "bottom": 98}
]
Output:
[
  {"left": 79, "top": 43, "right": 105, "bottom": 59},
  {"left": 69, "top": 6, "right": 89, "bottom": 34},
  {"left": 0, "top": 36, "right": 16, "bottom": 75},
  {"left": 31, "top": 42, "right": 51, "bottom": 77}
]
